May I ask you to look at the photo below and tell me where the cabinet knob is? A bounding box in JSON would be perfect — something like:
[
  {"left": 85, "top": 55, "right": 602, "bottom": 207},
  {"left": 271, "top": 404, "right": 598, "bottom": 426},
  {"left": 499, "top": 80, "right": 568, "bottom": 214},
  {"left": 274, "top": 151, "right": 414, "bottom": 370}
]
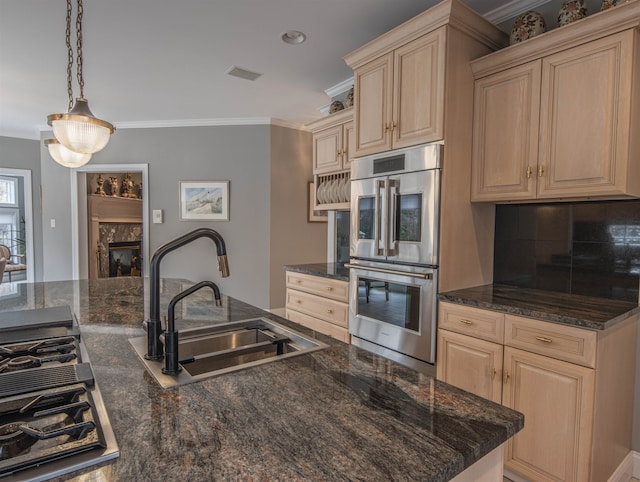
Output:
[
  {"left": 391, "top": 121, "right": 397, "bottom": 132},
  {"left": 384, "top": 123, "right": 390, "bottom": 133},
  {"left": 538, "top": 164, "right": 545, "bottom": 177},
  {"left": 535, "top": 336, "right": 553, "bottom": 344}
]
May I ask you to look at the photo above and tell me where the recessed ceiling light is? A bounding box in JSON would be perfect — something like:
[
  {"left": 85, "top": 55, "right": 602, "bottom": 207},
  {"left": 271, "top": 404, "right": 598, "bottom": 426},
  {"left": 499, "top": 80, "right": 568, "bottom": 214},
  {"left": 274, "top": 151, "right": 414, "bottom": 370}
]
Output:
[{"left": 281, "top": 30, "right": 306, "bottom": 45}]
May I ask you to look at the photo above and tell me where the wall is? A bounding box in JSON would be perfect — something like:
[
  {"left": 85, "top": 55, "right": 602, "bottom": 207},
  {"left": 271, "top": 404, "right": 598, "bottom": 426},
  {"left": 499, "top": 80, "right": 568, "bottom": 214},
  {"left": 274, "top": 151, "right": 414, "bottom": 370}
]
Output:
[
  {"left": 0, "top": 136, "right": 43, "bottom": 280},
  {"left": 39, "top": 124, "right": 324, "bottom": 309},
  {"left": 269, "top": 125, "right": 326, "bottom": 308}
]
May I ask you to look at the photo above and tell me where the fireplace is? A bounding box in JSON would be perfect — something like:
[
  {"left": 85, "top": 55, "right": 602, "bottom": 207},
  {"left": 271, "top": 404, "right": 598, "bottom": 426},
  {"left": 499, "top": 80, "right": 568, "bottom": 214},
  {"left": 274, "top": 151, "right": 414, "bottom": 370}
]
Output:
[{"left": 108, "top": 241, "right": 142, "bottom": 277}]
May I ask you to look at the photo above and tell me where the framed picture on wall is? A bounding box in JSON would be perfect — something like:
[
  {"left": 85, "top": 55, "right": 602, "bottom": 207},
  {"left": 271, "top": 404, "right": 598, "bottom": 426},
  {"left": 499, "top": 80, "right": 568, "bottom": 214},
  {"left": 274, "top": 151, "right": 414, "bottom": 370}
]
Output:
[
  {"left": 180, "top": 180, "right": 230, "bottom": 221},
  {"left": 308, "top": 182, "right": 327, "bottom": 223}
]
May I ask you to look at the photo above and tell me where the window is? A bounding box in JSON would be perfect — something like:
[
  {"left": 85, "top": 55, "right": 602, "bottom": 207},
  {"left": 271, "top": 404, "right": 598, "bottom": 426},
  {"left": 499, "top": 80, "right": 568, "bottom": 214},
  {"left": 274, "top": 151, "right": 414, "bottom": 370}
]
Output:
[{"left": 0, "top": 176, "right": 17, "bottom": 206}]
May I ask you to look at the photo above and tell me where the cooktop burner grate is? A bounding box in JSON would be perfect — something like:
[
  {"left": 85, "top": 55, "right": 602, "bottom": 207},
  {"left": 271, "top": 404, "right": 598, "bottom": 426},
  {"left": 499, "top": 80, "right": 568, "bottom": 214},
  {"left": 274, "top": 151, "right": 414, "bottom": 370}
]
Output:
[{"left": 0, "top": 364, "right": 94, "bottom": 398}]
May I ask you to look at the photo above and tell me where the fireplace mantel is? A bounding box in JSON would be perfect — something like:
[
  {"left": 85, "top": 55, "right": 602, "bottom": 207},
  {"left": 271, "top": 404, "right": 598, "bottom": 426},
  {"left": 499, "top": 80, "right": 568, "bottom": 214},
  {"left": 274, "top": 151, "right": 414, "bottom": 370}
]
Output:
[{"left": 88, "top": 195, "right": 143, "bottom": 278}]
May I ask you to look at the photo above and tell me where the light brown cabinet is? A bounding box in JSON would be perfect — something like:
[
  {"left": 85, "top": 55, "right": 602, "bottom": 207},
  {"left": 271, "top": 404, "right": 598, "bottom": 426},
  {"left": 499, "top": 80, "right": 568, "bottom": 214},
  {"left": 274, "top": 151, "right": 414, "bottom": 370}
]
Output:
[
  {"left": 352, "top": 28, "right": 445, "bottom": 156},
  {"left": 285, "top": 271, "right": 350, "bottom": 343},
  {"left": 471, "top": 4, "right": 640, "bottom": 202},
  {"left": 307, "top": 108, "right": 354, "bottom": 210},
  {"left": 437, "top": 301, "right": 637, "bottom": 482},
  {"left": 309, "top": 108, "right": 354, "bottom": 175}
]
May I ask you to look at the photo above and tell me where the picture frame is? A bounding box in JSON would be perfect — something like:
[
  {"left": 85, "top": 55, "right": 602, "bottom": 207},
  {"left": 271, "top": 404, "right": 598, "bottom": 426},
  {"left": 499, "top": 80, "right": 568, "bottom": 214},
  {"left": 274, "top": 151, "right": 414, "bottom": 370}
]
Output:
[
  {"left": 308, "top": 182, "right": 327, "bottom": 223},
  {"left": 180, "top": 181, "right": 229, "bottom": 221}
]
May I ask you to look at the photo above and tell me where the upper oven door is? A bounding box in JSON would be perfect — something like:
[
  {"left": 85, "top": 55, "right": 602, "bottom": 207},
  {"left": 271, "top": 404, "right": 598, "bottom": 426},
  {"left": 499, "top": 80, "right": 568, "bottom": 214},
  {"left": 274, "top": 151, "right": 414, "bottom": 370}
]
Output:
[{"left": 350, "top": 169, "right": 440, "bottom": 266}]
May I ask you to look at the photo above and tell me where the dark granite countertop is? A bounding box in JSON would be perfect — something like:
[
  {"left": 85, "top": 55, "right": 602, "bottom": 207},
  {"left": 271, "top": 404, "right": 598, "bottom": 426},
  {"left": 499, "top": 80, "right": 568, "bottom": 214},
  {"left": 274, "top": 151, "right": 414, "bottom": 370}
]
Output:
[
  {"left": 0, "top": 278, "right": 522, "bottom": 482},
  {"left": 439, "top": 284, "right": 640, "bottom": 331},
  {"left": 284, "top": 263, "right": 350, "bottom": 282}
]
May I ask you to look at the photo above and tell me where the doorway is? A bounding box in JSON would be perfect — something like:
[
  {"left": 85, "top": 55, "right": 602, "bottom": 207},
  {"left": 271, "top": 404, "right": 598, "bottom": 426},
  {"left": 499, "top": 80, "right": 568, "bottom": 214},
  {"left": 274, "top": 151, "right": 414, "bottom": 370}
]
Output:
[
  {"left": 0, "top": 168, "right": 35, "bottom": 283},
  {"left": 70, "top": 164, "right": 149, "bottom": 280}
]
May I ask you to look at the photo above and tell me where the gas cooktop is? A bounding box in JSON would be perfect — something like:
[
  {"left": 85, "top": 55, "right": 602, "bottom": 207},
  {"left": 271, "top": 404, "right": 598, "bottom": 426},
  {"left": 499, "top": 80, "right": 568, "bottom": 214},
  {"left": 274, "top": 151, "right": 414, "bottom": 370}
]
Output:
[{"left": 0, "top": 306, "right": 118, "bottom": 481}]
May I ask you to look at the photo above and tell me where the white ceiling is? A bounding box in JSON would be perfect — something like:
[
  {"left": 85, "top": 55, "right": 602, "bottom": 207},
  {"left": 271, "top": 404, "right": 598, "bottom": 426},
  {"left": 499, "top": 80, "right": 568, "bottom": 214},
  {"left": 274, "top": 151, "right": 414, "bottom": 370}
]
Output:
[{"left": 0, "top": 0, "right": 520, "bottom": 140}]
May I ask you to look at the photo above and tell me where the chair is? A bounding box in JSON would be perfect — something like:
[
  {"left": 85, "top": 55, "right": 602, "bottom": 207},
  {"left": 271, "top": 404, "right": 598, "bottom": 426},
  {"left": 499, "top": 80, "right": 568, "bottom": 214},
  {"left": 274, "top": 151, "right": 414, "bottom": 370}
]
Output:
[
  {"left": 0, "top": 244, "right": 26, "bottom": 282},
  {"left": 0, "top": 258, "right": 5, "bottom": 284}
]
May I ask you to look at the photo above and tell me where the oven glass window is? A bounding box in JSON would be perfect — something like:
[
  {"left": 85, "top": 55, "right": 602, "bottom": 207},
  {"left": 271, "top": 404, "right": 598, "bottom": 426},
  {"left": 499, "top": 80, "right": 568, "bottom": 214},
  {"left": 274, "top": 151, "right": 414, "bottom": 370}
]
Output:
[
  {"left": 356, "top": 276, "right": 421, "bottom": 332},
  {"left": 395, "top": 193, "right": 422, "bottom": 242},
  {"left": 358, "top": 196, "right": 375, "bottom": 239}
]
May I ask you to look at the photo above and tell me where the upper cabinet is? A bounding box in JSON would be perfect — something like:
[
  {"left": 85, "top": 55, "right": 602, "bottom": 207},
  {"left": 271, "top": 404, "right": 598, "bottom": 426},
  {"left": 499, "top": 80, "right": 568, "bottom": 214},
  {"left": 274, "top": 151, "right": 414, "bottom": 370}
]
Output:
[
  {"left": 471, "top": 2, "right": 640, "bottom": 202},
  {"left": 309, "top": 108, "right": 354, "bottom": 175},
  {"left": 344, "top": 0, "right": 506, "bottom": 159},
  {"left": 353, "top": 29, "right": 445, "bottom": 156}
]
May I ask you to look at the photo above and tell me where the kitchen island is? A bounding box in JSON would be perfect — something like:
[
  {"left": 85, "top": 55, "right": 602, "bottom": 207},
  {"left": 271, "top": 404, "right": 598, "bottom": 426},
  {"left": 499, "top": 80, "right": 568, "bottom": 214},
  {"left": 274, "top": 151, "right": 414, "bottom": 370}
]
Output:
[{"left": 0, "top": 278, "right": 522, "bottom": 481}]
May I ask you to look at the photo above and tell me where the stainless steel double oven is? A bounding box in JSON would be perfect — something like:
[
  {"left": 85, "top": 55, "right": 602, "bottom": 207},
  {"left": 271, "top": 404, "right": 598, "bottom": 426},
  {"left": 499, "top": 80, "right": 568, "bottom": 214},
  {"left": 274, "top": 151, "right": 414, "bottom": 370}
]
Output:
[{"left": 347, "top": 143, "right": 442, "bottom": 369}]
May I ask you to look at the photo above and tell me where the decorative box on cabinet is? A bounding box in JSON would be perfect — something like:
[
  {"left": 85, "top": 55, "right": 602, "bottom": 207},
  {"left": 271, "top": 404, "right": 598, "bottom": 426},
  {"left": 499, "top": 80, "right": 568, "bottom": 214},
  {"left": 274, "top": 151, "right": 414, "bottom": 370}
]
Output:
[
  {"left": 307, "top": 108, "right": 354, "bottom": 210},
  {"left": 471, "top": 2, "right": 640, "bottom": 202},
  {"left": 285, "top": 271, "right": 350, "bottom": 343},
  {"left": 344, "top": 0, "right": 506, "bottom": 158},
  {"left": 437, "top": 300, "right": 637, "bottom": 482}
]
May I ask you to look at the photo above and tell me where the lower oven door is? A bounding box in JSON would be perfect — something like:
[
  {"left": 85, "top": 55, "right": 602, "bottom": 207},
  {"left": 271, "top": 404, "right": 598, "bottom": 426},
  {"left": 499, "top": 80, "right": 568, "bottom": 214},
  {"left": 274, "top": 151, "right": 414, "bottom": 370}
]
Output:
[{"left": 347, "top": 262, "right": 437, "bottom": 364}]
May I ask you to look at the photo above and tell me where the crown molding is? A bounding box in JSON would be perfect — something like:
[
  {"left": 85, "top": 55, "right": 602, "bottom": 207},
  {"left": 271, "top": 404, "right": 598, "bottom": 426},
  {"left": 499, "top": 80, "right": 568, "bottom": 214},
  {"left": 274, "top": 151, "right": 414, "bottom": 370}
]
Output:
[
  {"left": 483, "top": 0, "right": 553, "bottom": 24},
  {"left": 324, "top": 77, "right": 354, "bottom": 98},
  {"left": 36, "top": 117, "right": 305, "bottom": 132}
]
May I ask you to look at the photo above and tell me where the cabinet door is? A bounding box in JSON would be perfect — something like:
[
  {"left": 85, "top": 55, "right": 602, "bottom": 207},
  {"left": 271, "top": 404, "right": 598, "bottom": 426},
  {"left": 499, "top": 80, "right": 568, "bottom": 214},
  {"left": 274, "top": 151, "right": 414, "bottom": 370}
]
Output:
[
  {"left": 354, "top": 53, "right": 393, "bottom": 156},
  {"left": 393, "top": 28, "right": 446, "bottom": 149},
  {"left": 313, "top": 125, "right": 343, "bottom": 173},
  {"left": 436, "top": 330, "right": 503, "bottom": 404},
  {"left": 503, "top": 347, "right": 595, "bottom": 482},
  {"left": 537, "top": 31, "right": 634, "bottom": 198},
  {"left": 471, "top": 61, "right": 541, "bottom": 201},
  {"left": 343, "top": 120, "right": 356, "bottom": 171}
]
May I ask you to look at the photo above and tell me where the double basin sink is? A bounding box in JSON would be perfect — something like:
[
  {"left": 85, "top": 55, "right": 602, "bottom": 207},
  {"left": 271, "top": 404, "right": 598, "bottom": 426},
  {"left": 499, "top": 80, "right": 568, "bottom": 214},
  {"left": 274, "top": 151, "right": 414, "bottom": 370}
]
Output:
[{"left": 130, "top": 318, "right": 327, "bottom": 388}]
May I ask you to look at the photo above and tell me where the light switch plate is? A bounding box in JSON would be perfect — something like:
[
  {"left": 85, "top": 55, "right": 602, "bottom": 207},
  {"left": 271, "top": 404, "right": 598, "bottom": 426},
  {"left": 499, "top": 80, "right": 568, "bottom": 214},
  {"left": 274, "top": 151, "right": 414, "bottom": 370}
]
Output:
[{"left": 152, "top": 209, "right": 163, "bottom": 224}]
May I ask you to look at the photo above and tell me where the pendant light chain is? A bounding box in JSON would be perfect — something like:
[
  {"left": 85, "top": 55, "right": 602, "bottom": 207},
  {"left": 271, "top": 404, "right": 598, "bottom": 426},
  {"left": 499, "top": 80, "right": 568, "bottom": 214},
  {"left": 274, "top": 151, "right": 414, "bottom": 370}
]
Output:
[
  {"left": 75, "top": 0, "right": 85, "bottom": 99},
  {"left": 65, "top": 0, "right": 73, "bottom": 111}
]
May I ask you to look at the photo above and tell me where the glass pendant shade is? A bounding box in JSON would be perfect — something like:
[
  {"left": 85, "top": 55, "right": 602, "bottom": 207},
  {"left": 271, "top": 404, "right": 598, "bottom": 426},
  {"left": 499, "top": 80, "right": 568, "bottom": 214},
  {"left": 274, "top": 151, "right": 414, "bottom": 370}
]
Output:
[
  {"left": 45, "top": 138, "right": 92, "bottom": 168},
  {"left": 48, "top": 98, "right": 115, "bottom": 154}
]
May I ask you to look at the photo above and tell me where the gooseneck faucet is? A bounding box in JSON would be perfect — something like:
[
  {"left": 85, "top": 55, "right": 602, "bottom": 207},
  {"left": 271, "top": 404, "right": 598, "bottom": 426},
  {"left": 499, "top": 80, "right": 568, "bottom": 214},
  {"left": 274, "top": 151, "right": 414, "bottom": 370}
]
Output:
[
  {"left": 162, "top": 280, "right": 221, "bottom": 375},
  {"left": 146, "top": 228, "right": 230, "bottom": 360}
]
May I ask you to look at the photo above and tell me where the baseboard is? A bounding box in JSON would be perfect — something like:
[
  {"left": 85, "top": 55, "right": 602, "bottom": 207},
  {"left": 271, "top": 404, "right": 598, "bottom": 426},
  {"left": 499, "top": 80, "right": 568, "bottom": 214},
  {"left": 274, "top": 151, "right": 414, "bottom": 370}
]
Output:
[
  {"left": 505, "top": 451, "right": 640, "bottom": 482},
  {"left": 607, "top": 451, "right": 640, "bottom": 482}
]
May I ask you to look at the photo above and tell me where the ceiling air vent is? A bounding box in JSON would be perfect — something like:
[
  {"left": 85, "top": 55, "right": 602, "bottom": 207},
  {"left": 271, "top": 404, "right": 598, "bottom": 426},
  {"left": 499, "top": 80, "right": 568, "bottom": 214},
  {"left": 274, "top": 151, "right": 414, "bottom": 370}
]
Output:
[{"left": 225, "top": 66, "right": 263, "bottom": 81}]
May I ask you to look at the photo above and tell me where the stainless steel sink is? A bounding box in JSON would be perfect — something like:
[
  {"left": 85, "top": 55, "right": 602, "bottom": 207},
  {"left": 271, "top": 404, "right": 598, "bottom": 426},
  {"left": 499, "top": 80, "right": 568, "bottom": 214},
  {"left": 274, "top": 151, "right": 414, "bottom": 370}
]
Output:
[{"left": 129, "top": 318, "right": 328, "bottom": 388}]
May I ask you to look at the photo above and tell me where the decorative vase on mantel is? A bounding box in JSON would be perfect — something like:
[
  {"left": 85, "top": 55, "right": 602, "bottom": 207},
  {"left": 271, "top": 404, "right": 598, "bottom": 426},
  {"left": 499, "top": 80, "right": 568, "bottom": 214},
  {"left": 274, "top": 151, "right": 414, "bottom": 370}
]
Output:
[{"left": 558, "top": 0, "right": 587, "bottom": 27}]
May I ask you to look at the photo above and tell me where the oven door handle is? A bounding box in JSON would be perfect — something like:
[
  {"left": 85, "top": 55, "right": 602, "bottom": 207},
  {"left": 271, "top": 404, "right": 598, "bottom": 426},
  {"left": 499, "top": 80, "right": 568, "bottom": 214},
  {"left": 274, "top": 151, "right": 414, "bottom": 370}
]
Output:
[
  {"left": 387, "top": 179, "right": 398, "bottom": 256},
  {"left": 345, "top": 263, "right": 433, "bottom": 280},
  {"left": 375, "top": 179, "right": 385, "bottom": 256}
]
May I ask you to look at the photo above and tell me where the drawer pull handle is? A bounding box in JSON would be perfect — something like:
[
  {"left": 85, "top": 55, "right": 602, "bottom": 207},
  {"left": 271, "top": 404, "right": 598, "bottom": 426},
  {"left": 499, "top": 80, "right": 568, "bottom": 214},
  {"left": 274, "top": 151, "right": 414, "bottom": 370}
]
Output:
[
  {"left": 296, "top": 300, "right": 302, "bottom": 304},
  {"left": 326, "top": 287, "right": 334, "bottom": 291},
  {"left": 296, "top": 279, "right": 302, "bottom": 284},
  {"left": 503, "top": 371, "right": 510, "bottom": 384},
  {"left": 327, "top": 309, "right": 334, "bottom": 314},
  {"left": 535, "top": 336, "right": 553, "bottom": 344},
  {"left": 459, "top": 319, "right": 473, "bottom": 325}
]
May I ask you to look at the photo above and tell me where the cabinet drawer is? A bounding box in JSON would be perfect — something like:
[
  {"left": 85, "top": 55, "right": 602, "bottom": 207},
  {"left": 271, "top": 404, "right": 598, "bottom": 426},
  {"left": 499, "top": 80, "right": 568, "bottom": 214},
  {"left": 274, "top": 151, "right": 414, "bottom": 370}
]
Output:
[
  {"left": 286, "top": 271, "right": 348, "bottom": 302},
  {"left": 286, "top": 309, "right": 350, "bottom": 343},
  {"left": 286, "top": 289, "right": 348, "bottom": 327},
  {"left": 505, "top": 315, "right": 597, "bottom": 368},
  {"left": 438, "top": 302, "right": 504, "bottom": 343}
]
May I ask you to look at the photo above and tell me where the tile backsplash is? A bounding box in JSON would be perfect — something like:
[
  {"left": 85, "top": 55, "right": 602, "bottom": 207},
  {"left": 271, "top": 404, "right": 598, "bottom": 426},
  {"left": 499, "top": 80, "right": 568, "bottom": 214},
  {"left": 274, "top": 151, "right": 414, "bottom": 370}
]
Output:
[{"left": 494, "top": 200, "right": 640, "bottom": 302}]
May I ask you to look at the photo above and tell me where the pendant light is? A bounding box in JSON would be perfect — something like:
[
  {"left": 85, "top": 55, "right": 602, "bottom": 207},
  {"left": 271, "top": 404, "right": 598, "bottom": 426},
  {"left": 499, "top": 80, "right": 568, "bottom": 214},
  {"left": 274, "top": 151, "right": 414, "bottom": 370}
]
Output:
[
  {"left": 47, "top": 0, "right": 114, "bottom": 161},
  {"left": 45, "top": 138, "right": 92, "bottom": 168}
]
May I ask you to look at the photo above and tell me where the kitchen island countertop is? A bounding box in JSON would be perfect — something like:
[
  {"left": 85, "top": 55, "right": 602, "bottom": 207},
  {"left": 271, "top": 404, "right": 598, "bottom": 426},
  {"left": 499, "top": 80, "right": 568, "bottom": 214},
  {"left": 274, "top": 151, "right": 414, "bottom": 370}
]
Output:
[{"left": 0, "top": 278, "right": 522, "bottom": 481}]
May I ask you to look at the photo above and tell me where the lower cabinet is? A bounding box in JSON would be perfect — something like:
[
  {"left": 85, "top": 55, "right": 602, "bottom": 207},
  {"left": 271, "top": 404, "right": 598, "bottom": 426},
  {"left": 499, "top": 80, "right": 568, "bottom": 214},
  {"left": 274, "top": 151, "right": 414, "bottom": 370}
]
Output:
[
  {"left": 285, "top": 271, "right": 350, "bottom": 343},
  {"left": 437, "top": 301, "right": 637, "bottom": 482}
]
